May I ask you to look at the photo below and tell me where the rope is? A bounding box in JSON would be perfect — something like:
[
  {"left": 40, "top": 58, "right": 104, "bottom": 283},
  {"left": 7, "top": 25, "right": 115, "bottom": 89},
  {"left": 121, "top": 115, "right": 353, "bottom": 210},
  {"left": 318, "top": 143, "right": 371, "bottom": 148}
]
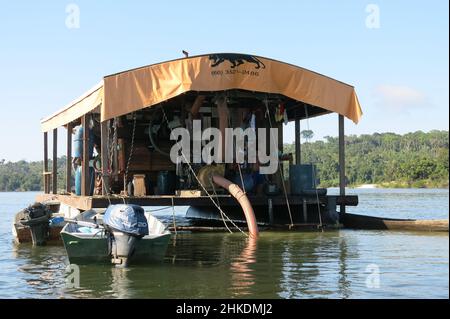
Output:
[
  {"left": 161, "top": 105, "right": 248, "bottom": 237},
  {"left": 210, "top": 178, "right": 233, "bottom": 234},
  {"left": 264, "top": 98, "right": 294, "bottom": 228},
  {"left": 147, "top": 206, "right": 172, "bottom": 213},
  {"left": 171, "top": 197, "right": 177, "bottom": 235},
  {"left": 101, "top": 175, "right": 112, "bottom": 206},
  {"left": 303, "top": 104, "right": 323, "bottom": 231},
  {"left": 237, "top": 162, "right": 246, "bottom": 194}
]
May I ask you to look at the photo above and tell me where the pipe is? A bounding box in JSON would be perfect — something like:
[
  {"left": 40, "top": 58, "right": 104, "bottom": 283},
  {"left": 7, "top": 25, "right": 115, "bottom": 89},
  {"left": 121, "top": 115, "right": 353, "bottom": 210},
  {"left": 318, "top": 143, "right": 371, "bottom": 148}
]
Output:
[
  {"left": 191, "top": 95, "right": 205, "bottom": 118},
  {"left": 148, "top": 110, "right": 170, "bottom": 157},
  {"left": 212, "top": 175, "right": 259, "bottom": 238}
]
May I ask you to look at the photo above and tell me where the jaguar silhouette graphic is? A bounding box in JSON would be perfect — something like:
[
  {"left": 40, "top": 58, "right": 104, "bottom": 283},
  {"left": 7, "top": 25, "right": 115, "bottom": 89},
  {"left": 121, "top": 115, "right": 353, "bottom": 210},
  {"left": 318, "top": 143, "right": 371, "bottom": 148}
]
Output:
[{"left": 209, "top": 54, "right": 266, "bottom": 69}]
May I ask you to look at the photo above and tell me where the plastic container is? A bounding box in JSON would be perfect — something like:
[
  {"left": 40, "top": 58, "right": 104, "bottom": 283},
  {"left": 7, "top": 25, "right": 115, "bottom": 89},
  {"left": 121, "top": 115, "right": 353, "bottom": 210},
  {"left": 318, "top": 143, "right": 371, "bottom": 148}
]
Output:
[
  {"left": 289, "top": 164, "right": 317, "bottom": 194},
  {"left": 73, "top": 126, "right": 94, "bottom": 159},
  {"left": 232, "top": 173, "right": 255, "bottom": 193},
  {"left": 75, "top": 166, "right": 95, "bottom": 196},
  {"left": 157, "top": 171, "right": 176, "bottom": 195}
]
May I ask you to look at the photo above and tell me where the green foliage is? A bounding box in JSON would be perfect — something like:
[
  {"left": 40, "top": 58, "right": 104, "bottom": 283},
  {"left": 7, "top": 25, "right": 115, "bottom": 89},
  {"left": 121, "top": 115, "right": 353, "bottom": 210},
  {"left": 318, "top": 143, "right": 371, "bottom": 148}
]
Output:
[
  {"left": 0, "top": 156, "right": 68, "bottom": 192},
  {"left": 284, "top": 130, "right": 449, "bottom": 188},
  {"left": 0, "top": 131, "right": 448, "bottom": 191},
  {"left": 301, "top": 130, "right": 314, "bottom": 140}
]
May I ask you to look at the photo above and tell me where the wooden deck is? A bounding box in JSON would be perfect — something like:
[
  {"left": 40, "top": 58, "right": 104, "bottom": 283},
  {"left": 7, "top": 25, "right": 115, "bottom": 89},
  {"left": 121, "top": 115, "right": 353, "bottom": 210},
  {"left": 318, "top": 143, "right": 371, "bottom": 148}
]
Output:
[{"left": 36, "top": 193, "right": 358, "bottom": 211}]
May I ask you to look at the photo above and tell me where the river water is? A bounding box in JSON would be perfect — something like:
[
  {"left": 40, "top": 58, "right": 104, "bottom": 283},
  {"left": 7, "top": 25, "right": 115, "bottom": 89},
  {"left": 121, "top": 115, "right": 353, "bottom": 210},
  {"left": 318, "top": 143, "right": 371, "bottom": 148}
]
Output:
[{"left": 0, "top": 189, "right": 448, "bottom": 299}]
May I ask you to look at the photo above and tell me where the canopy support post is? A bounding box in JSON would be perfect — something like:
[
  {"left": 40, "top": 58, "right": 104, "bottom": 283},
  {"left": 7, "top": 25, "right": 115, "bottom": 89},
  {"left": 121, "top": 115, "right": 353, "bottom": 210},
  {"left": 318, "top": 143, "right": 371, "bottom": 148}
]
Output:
[
  {"left": 43, "top": 132, "right": 49, "bottom": 194},
  {"left": 52, "top": 129, "right": 58, "bottom": 194},
  {"left": 295, "top": 118, "right": 301, "bottom": 164},
  {"left": 66, "top": 123, "right": 72, "bottom": 193},
  {"left": 338, "top": 114, "right": 346, "bottom": 214},
  {"left": 277, "top": 121, "right": 284, "bottom": 187},
  {"left": 81, "top": 115, "right": 90, "bottom": 196},
  {"left": 101, "top": 120, "right": 110, "bottom": 195}
]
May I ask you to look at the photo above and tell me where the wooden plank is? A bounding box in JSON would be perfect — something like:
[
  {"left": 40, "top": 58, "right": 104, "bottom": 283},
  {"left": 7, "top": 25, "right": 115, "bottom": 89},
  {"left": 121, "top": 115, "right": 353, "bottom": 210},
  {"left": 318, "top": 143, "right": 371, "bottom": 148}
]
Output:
[
  {"left": 35, "top": 193, "right": 358, "bottom": 212},
  {"left": 133, "top": 174, "right": 146, "bottom": 196},
  {"left": 81, "top": 115, "right": 90, "bottom": 196},
  {"left": 338, "top": 114, "right": 345, "bottom": 213},
  {"left": 66, "top": 123, "right": 72, "bottom": 193},
  {"left": 342, "top": 213, "right": 449, "bottom": 232},
  {"left": 87, "top": 194, "right": 330, "bottom": 208},
  {"left": 100, "top": 120, "right": 110, "bottom": 195},
  {"left": 52, "top": 128, "right": 58, "bottom": 194},
  {"left": 43, "top": 132, "right": 49, "bottom": 193},
  {"left": 335, "top": 195, "right": 358, "bottom": 206},
  {"left": 175, "top": 190, "right": 202, "bottom": 197},
  {"left": 35, "top": 193, "right": 93, "bottom": 211}
]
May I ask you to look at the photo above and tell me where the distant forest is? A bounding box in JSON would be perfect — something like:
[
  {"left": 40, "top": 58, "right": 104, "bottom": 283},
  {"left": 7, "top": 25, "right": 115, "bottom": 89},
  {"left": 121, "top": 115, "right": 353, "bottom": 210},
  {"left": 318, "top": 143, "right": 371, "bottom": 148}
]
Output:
[
  {"left": 0, "top": 131, "right": 448, "bottom": 191},
  {"left": 285, "top": 130, "right": 448, "bottom": 188}
]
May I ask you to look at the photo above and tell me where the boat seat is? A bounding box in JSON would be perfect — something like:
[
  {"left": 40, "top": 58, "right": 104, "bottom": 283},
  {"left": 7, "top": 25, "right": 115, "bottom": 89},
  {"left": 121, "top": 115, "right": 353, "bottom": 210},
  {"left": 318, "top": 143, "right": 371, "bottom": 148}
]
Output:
[{"left": 145, "top": 213, "right": 166, "bottom": 234}]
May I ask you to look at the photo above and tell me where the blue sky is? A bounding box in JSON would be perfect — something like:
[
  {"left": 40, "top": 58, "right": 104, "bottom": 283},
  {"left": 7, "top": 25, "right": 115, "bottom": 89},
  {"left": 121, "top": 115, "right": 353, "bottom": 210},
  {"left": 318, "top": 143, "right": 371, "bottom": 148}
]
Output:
[{"left": 0, "top": 0, "right": 448, "bottom": 161}]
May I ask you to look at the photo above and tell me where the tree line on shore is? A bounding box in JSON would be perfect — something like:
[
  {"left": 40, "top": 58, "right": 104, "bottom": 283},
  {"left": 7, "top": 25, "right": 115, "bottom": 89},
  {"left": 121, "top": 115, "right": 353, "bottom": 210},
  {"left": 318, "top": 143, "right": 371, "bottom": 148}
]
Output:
[
  {"left": 284, "top": 130, "right": 449, "bottom": 188},
  {"left": 0, "top": 130, "right": 448, "bottom": 191}
]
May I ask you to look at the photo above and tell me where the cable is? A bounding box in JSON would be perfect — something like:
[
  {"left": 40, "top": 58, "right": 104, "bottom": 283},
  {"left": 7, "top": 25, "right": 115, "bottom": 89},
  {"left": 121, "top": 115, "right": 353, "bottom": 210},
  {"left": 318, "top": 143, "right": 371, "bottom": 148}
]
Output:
[
  {"left": 264, "top": 98, "right": 294, "bottom": 228},
  {"left": 161, "top": 104, "right": 248, "bottom": 237},
  {"left": 303, "top": 104, "right": 323, "bottom": 231}
]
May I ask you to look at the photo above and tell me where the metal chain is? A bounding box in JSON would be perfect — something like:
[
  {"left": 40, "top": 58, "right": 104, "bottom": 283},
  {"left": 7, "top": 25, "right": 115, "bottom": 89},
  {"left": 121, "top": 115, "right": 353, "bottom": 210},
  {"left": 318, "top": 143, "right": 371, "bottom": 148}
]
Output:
[
  {"left": 124, "top": 113, "right": 137, "bottom": 190},
  {"left": 108, "top": 118, "right": 117, "bottom": 175}
]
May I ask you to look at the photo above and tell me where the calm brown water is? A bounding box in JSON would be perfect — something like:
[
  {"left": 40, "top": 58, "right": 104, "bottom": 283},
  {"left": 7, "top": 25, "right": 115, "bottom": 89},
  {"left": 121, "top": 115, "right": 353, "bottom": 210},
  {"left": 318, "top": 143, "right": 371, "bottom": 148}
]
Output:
[{"left": 0, "top": 189, "right": 448, "bottom": 298}]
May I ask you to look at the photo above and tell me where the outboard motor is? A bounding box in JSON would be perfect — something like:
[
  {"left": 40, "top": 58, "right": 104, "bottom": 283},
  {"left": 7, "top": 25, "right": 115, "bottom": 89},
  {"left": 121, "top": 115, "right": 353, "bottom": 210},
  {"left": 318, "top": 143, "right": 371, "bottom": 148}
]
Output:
[
  {"left": 18, "top": 203, "right": 51, "bottom": 246},
  {"left": 103, "top": 204, "right": 149, "bottom": 267}
]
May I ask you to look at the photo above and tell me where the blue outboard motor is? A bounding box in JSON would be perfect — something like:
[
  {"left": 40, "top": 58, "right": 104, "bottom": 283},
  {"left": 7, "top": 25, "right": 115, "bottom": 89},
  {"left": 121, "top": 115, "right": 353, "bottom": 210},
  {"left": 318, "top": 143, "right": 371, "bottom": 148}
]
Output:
[{"left": 103, "top": 204, "right": 148, "bottom": 266}]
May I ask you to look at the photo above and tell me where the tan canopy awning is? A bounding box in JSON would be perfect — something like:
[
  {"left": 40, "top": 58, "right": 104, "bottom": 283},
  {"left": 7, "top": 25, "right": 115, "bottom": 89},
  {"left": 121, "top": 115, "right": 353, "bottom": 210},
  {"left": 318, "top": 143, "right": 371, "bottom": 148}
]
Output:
[
  {"left": 40, "top": 82, "right": 103, "bottom": 132},
  {"left": 41, "top": 53, "right": 363, "bottom": 132},
  {"left": 103, "top": 54, "right": 362, "bottom": 123}
]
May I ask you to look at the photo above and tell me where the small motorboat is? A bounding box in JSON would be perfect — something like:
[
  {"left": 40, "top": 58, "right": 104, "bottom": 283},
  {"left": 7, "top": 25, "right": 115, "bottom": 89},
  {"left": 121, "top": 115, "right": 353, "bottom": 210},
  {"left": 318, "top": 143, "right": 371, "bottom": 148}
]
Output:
[
  {"left": 13, "top": 202, "right": 64, "bottom": 246},
  {"left": 60, "top": 204, "right": 171, "bottom": 266}
]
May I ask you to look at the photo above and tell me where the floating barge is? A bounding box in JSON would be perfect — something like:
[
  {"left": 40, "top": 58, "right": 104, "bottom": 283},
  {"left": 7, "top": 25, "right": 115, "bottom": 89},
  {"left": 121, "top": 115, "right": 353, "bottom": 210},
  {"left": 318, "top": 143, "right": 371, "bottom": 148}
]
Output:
[{"left": 17, "top": 53, "right": 368, "bottom": 243}]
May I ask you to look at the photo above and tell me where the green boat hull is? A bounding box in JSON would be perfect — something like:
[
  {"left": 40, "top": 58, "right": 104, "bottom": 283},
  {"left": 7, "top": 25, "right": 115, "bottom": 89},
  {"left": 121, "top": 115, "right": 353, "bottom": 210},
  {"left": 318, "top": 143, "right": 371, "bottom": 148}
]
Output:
[{"left": 61, "top": 227, "right": 171, "bottom": 265}]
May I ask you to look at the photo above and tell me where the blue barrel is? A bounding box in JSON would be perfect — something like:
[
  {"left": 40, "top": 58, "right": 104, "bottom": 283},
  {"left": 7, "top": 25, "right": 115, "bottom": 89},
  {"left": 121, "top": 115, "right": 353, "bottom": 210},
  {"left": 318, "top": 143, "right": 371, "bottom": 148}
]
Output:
[
  {"left": 289, "top": 164, "right": 317, "bottom": 194},
  {"left": 232, "top": 173, "right": 255, "bottom": 193},
  {"left": 73, "top": 126, "right": 94, "bottom": 159},
  {"left": 75, "top": 166, "right": 95, "bottom": 196},
  {"left": 157, "top": 171, "right": 176, "bottom": 195}
]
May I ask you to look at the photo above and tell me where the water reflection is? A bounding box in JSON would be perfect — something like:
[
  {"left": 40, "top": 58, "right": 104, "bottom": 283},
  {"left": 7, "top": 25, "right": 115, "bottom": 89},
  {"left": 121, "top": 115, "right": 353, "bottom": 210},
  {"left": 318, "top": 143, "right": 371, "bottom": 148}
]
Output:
[
  {"left": 278, "top": 235, "right": 321, "bottom": 298},
  {"left": 11, "top": 242, "right": 67, "bottom": 298},
  {"left": 277, "top": 232, "right": 358, "bottom": 298},
  {"left": 338, "top": 236, "right": 351, "bottom": 298},
  {"left": 110, "top": 268, "right": 133, "bottom": 298},
  {"left": 9, "top": 231, "right": 361, "bottom": 299},
  {"left": 6, "top": 229, "right": 447, "bottom": 299},
  {"left": 229, "top": 236, "right": 257, "bottom": 297}
]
